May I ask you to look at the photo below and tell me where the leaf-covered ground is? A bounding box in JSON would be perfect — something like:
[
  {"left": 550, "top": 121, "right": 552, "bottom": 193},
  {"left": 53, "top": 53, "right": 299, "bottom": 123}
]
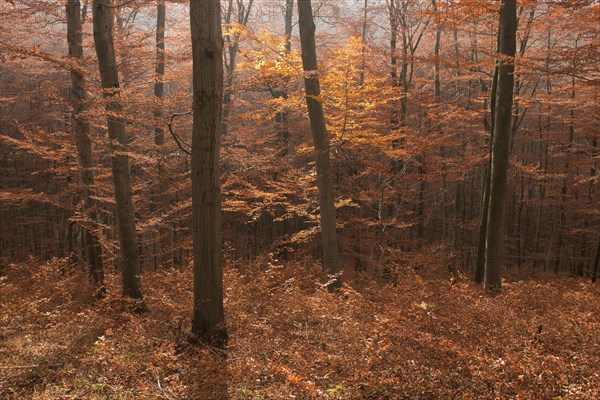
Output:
[{"left": 1, "top": 258, "right": 599, "bottom": 399}]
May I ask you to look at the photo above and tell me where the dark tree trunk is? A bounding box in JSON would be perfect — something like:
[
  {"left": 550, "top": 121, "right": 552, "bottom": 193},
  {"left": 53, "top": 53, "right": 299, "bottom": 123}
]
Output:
[
  {"left": 476, "top": 24, "right": 501, "bottom": 284},
  {"left": 153, "top": 0, "right": 173, "bottom": 268},
  {"left": 66, "top": 0, "right": 104, "bottom": 285},
  {"left": 298, "top": 0, "right": 342, "bottom": 292},
  {"left": 190, "top": 0, "right": 228, "bottom": 347},
  {"left": 388, "top": 1, "right": 399, "bottom": 128},
  {"left": 92, "top": 0, "right": 142, "bottom": 299},
  {"left": 592, "top": 236, "right": 600, "bottom": 283},
  {"left": 432, "top": 0, "right": 441, "bottom": 101},
  {"left": 484, "top": 0, "right": 517, "bottom": 291}
]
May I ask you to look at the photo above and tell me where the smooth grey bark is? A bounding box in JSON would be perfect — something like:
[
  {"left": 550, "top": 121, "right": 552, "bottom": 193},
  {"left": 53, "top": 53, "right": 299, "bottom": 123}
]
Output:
[
  {"left": 66, "top": 0, "right": 104, "bottom": 285},
  {"left": 190, "top": 0, "right": 228, "bottom": 347},
  {"left": 298, "top": 0, "right": 342, "bottom": 292},
  {"left": 153, "top": 0, "right": 173, "bottom": 268},
  {"left": 92, "top": 0, "right": 142, "bottom": 298},
  {"left": 484, "top": 0, "right": 517, "bottom": 291}
]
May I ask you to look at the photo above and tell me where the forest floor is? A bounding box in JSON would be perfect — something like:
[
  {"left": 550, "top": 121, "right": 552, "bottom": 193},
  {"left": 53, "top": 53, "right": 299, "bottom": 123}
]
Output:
[{"left": 1, "top": 257, "right": 599, "bottom": 399}]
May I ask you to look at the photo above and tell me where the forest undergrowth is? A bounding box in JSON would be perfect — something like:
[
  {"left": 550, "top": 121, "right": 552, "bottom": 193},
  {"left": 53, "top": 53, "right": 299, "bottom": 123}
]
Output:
[{"left": 1, "top": 257, "right": 599, "bottom": 399}]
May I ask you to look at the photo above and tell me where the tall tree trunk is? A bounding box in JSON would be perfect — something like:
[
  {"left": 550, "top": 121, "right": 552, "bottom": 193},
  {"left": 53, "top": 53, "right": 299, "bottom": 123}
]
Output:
[
  {"left": 475, "top": 25, "right": 501, "bottom": 284},
  {"left": 555, "top": 74, "right": 576, "bottom": 274},
  {"left": 284, "top": 0, "right": 293, "bottom": 54},
  {"left": 66, "top": 0, "right": 104, "bottom": 285},
  {"left": 358, "top": 0, "right": 368, "bottom": 86},
  {"left": 273, "top": 0, "right": 293, "bottom": 156},
  {"left": 92, "top": 0, "right": 142, "bottom": 299},
  {"left": 190, "top": 0, "right": 228, "bottom": 347},
  {"left": 432, "top": 0, "right": 443, "bottom": 240},
  {"left": 432, "top": 0, "right": 441, "bottom": 101},
  {"left": 388, "top": 1, "right": 399, "bottom": 128},
  {"left": 399, "top": 29, "right": 408, "bottom": 126},
  {"left": 484, "top": 0, "right": 517, "bottom": 291},
  {"left": 298, "top": 0, "right": 342, "bottom": 292},
  {"left": 153, "top": 0, "right": 172, "bottom": 268}
]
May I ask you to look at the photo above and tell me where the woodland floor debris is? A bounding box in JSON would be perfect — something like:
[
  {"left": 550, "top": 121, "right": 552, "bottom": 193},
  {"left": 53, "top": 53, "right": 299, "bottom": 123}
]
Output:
[{"left": 1, "top": 258, "right": 599, "bottom": 399}]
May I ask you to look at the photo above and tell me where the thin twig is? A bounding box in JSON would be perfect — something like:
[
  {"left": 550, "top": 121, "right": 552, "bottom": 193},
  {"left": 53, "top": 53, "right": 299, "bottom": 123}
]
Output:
[{"left": 166, "top": 111, "right": 193, "bottom": 156}]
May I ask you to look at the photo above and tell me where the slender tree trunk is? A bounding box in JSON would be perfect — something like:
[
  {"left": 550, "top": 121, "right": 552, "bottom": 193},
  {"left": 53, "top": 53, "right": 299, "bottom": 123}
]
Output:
[
  {"left": 92, "top": 0, "right": 142, "bottom": 299},
  {"left": 432, "top": 0, "right": 441, "bottom": 101},
  {"left": 432, "top": 0, "right": 443, "bottom": 241},
  {"left": 476, "top": 180, "right": 491, "bottom": 282},
  {"left": 400, "top": 30, "right": 408, "bottom": 126},
  {"left": 66, "top": 0, "right": 104, "bottom": 285},
  {"left": 358, "top": 0, "right": 368, "bottom": 86},
  {"left": 153, "top": 0, "right": 172, "bottom": 268},
  {"left": 555, "top": 75, "right": 576, "bottom": 274},
  {"left": 388, "top": 1, "right": 399, "bottom": 128},
  {"left": 484, "top": 0, "right": 517, "bottom": 291},
  {"left": 475, "top": 20, "right": 503, "bottom": 283},
  {"left": 516, "top": 170, "right": 525, "bottom": 269},
  {"left": 190, "top": 0, "right": 228, "bottom": 347},
  {"left": 592, "top": 236, "right": 600, "bottom": 283},
  {"left": 298, "top": 0, "right": 342, "bottom": 292},
  {"left": 284, "top": 0, "right": 293, "bottom": 54},
  {"left": 475, "top": 65, "right": 499, "bottom": 283},
  {"left": 273, "top": 0, "right": 293, "bottom": 156},
  {"left": 222, "top": 0, "right": 254, "bottom": 135}
]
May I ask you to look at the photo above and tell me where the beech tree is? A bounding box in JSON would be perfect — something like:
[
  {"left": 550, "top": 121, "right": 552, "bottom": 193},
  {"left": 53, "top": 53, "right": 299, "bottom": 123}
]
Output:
[
  {"left": 152, "top": 0, "right": 172, "bottom": 268},
  {"left": 484, "top": 0, "right": 517, "bottom": 291},
  {"left": 222, "top": 0, "right": 254, "bottom": 135},
  {"left": 190, "top": 0, "right": 228, "bottom": 346},
  {"left": 66, "top": 0, "right": 104, "bottom": 284},
  {"left": 272, "top": 0, "right": 294, "bottom": 154},
  {"left": 475, "top": 32, "right": 500, "bottom": 285},
  {"left": 2, "top": 0, "right": 597, "bottom": 296},
  {"left": 593, "top": 237, "right": 600, "bottom": 283},
  {"left": 298, "top": 0, "right": 342, "bottom": 291},
  {"left": 92, "top": 0, "right": 142, "bottom": 298}
]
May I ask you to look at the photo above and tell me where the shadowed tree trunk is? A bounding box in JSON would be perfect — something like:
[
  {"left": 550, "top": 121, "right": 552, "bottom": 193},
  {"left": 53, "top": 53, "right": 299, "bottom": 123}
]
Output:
[
  {"left": 484, "top": 0, "right": 517, "bottom": 291},
  {"left": 387, "top": 0, "right": 400, "bottom": 128},
  {"left": 475, "top": 21, "right": 502, "bottom": 284},
  {"left": 190, "top": 0, "right": 228, "bottom": 347},
  {"left": 153, "top": 0, "right": 173, "bottom": 268},
  {"left": 432, "top": 0, "right": 441, "bottom": 101},
  {"left": 298, "top": 0, "right": 342, "bottom": 292},
  {"left": 592, "top": 236, "right": 600, "bottom": 283},
  {"left": 475, "top": 65, "right": 498, "bottom": 284},
  {"left": 92, "top": 0, "right": 142, "bottom": 299},
  {"left": 66, "top": 0, "right": 104, "bottom": 285}
]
